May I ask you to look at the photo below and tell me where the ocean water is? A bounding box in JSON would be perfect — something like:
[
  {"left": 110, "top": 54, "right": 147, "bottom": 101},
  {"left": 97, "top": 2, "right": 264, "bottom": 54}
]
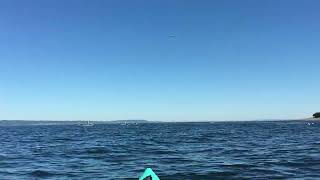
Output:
[{"left": 0, "top": 121, "right": 320, "bottom": 179}]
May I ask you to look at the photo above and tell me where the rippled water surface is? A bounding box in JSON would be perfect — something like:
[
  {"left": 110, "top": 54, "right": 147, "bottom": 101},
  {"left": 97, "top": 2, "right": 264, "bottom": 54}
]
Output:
[{"left": 1, "top": 121, "right": 320, "bottom": 179}]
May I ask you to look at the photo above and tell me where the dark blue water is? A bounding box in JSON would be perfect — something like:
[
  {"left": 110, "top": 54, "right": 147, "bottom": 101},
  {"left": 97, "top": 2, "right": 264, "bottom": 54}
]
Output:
[{"left": 1, "top": 121, "right": 320, "bottom": 179}]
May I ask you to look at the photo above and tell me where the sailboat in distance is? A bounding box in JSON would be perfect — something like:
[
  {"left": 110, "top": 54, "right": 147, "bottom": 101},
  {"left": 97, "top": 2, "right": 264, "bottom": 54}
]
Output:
[{"left": 81, "top": 120, "right": 94, "bottom": 127}]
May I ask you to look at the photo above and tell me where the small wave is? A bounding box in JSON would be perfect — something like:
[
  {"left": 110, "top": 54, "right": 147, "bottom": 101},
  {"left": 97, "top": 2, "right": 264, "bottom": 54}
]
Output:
[
  {"left": 30, "top": 170, "right": 55, "bottom": 177},
  {"left": 161, "top": 171, "right": 238, "bottom": 179},
  {"left": 148, "top": 150, "right": 177, "bottom": 155},
  {"left": 0, "top": 153, "right": 7, "bottom": 160},
  {"left": 53, "top": 138, "right": 74, "bottom": 141},
  {"left": 222, "top": 163, "right": 255, "bottom": 169},
  {"left": 86, "top": 147, "right": 111, "bottom": 154}
]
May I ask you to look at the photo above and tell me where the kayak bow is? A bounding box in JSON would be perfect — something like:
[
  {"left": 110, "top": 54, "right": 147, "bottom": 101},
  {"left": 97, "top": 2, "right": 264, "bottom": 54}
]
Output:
[{"left": 139, "top": 168, "right": 160, "bottom": 180}]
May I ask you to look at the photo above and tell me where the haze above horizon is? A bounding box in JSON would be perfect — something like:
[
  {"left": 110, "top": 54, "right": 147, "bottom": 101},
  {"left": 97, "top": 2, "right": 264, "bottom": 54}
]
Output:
[{"left": 1, "top": 0, "right": 319, "bottom": 121}]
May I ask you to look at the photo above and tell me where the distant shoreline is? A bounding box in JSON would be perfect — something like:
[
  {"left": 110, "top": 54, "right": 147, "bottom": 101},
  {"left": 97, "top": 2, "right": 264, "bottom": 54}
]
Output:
[
  {"left": 303, "top": 117, "right": 320, "bottom": 121},
  {"left": 0, "top": 118, "right": 319, "bottom": 126},
  {"left": 0, "top": 119, "right": 156, "bottom": 126}
]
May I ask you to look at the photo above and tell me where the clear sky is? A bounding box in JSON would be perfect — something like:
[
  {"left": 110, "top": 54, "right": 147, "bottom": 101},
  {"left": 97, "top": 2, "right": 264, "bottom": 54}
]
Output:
[{"left": 0, "top": 0, "right": 319, "bottom": 121}]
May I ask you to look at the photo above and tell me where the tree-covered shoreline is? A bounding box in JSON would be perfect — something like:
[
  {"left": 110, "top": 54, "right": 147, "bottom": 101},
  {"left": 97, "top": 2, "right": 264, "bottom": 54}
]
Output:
[{"left": 313, "top": 112, "right": 320, "bottom": 118}]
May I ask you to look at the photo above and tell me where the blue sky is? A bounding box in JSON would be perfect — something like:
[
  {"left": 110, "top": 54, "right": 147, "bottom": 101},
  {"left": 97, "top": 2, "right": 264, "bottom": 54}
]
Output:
[{"left": 0, "top": 0, "right": 319, "bottom": 121}]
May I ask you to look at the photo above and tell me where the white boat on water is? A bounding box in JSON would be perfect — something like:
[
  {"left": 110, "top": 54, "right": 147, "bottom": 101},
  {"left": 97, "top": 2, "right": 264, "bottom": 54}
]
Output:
[
  {"left": 81, "top": 120, "right": 94, "bottom": 126},
  {"left": 121, "top": 122, "right": 128, "bottom": 126}
]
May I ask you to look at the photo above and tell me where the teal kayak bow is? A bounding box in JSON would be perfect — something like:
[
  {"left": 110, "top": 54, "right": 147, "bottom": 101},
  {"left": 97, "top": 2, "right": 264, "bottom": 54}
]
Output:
[{"left": 139, "top": 168, "right": 160, "bottom": 180}]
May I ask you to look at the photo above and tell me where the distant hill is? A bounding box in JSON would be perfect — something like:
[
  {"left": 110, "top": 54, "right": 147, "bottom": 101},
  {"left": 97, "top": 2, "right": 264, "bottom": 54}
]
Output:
[{"left": 313, "top": 112, "right": 320, "bottom": 118}]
